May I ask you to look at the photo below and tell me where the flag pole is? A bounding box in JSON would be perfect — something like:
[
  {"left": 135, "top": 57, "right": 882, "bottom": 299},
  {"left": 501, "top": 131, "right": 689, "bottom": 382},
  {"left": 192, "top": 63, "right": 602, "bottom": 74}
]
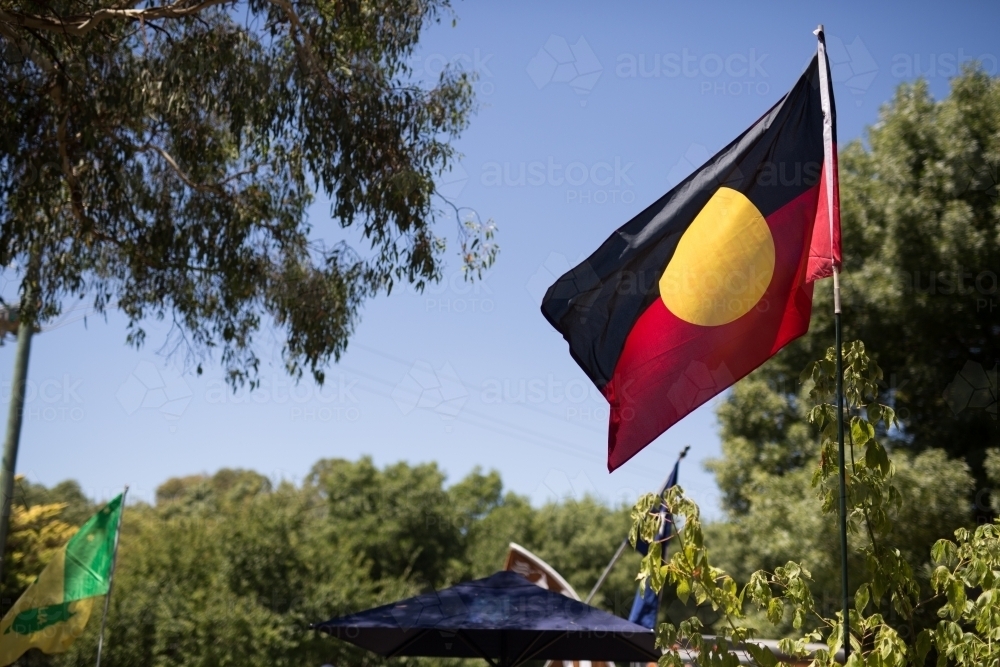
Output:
[
  {"left": 814, "top": 24, "right": 850, "bottom": 660},
  {"left": 95, "top": 486, "right": 128, "bottom": 667},
  {"left": 834, "top": 267, "right": 850, "bottom": 660},
  {"left": 0, "top": 251, "right": 41, "bottom": 592},
  {"left": 584, "top": 445, "right": 689, "bottom": 604}
]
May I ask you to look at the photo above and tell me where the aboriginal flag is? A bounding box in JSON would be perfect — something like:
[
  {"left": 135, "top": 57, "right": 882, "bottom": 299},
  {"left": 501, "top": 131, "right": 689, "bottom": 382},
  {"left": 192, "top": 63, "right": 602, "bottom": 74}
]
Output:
[{"left": 541, "top": 51, "right": 841, "bottom": 472}]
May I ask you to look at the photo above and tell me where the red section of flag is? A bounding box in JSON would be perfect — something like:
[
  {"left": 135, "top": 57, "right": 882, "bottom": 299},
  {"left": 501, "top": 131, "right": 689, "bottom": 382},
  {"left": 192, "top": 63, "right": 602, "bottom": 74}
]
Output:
[
  {"left": 602, "top": 183, "right": 821, "bottom": 471},
  {"left": 807, "top": 145, "right": 841, "bottom": 281}
]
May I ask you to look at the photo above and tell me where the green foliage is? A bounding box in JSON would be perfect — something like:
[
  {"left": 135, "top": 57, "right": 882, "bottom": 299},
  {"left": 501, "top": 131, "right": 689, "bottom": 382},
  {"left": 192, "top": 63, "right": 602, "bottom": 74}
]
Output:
[
  {"left": 54, "top": 481, "right": 366, "bottom": 667},
  {"left": 0, "top": 0, "right": 495, "bottom": 388},
  {"left": 12, "top": 478, "right": 95, "bottom": 527},
  {"left": 4, "top": 458, "right": 647, "bottom": 666},
  {"left": 836, "top": 68, "right": 999, "bottom": 465},
  {"left": 983, "top": 449, "right": 1000, "bottom": 513},
  {"left": 309, "top": 457, "right": 466, "bottom": 587},
  {"left": 706, "top": 385, "right": 973, "bottom": 635},
  {"left": 929, "top": 524, "right": 1000, "bottom": 666},
  {"left": 635, "top": 342, "right": 1000, "bottom": 667},
  {"left": 711, "top": 67, "right": 999, "bottom": 509},
  {"left": 529, "top": 497, "right": 640, "bottom": 615},
  {"left": 1, "top": 477, "right": 94, "bottom": 602},
  {"left": 707, "top": 376, "right": 817, "bottom": 517},
  {"left": 458, "top": 217, "right": 500, "bottom": 281},
  {"left": 706, "top": 68, "right": 998, "bottom": 646}
]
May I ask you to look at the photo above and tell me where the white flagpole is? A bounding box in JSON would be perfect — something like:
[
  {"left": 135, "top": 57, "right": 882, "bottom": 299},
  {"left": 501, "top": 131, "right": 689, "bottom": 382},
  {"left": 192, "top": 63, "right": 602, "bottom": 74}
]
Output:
[
  {"left": 95, "top": 486, "right": 128, "bottom": 667},
  {"left": 814, "top": 24, "right": 850, "bottom": 661}
]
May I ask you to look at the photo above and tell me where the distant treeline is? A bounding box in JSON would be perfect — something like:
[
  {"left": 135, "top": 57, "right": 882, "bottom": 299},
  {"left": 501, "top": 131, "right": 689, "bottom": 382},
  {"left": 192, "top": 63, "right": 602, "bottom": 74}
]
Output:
[{"left": 5, "top": 459, "right": 651, "bottom": 667}]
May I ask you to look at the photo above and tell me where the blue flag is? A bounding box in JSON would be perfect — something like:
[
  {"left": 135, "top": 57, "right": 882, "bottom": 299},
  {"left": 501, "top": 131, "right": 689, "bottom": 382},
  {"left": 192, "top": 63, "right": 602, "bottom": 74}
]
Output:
[{"left": 627, "top": 460, "right": 679, "bottom": 628}]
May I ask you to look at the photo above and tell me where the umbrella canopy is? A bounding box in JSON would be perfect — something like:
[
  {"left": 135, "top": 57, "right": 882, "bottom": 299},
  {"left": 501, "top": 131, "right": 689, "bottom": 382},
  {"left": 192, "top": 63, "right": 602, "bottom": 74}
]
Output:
[{"left": 313, "top": 571, "right": 658, "bottom": 667}]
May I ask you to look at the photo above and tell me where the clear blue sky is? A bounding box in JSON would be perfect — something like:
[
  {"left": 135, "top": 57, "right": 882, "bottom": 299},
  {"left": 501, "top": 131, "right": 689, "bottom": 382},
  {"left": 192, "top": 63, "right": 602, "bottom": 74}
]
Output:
[{"left": 2, "top": 0, "right": 997, "bottom": 519}]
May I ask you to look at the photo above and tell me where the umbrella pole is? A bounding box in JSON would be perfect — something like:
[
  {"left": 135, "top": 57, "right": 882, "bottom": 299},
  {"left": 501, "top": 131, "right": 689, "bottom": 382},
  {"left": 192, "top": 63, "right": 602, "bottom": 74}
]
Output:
[
  {"left": 456, "top": 630, "right": 501, "bottom": 667},
  {"left": 385, "top": 630, "right": 432, "bottom": 659},
  {"left": 508, "top": 630, "right": 572, "bottom": 667}
]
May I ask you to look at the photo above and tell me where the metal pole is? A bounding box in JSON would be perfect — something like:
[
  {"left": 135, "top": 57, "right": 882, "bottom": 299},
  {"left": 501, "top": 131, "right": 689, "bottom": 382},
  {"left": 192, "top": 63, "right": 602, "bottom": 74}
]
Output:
[
  {"left": 96, "top": 486, "right": 128, "bottom": 667},
  {"left": 584, "top": 446, "right": 689, "bottom": 604},
  {"left": 585, "top": 538, "right": 629, "bottom": 604},
  {"left": 834, "top": 269, "right": 850, "bottom": 659},
  {"left": 814, "top": 24, "right": 850, "bottom": 659},
  {"left": 0, "top": 298, "right": 35, "bottom": 591}
]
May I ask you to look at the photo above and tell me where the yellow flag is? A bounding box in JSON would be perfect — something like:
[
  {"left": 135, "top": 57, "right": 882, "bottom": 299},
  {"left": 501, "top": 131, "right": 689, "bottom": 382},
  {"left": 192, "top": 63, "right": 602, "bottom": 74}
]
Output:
[
  {"left": 0, "top": 551, "right": 96, "bottom": 664},
  {"left": 0, "top": 493, "right": 122, "bottom": 666}
]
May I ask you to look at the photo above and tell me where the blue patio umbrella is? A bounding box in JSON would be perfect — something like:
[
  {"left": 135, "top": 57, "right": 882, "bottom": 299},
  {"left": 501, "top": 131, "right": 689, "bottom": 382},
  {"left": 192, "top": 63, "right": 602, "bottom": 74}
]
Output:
[{"left": 312, "top": 571, "right": 658, "bottom": 667}]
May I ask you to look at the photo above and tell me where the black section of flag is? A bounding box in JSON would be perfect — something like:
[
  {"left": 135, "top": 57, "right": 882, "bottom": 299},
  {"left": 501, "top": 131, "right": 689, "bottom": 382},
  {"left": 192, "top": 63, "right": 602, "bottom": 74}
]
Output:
[{"left": 541, "top": 55, "right": 826, "bottom": 389}]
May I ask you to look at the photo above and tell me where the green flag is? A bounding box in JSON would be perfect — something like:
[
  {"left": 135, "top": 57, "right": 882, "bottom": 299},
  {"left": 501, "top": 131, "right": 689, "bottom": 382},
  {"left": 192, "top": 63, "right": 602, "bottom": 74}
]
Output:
[{"left": 0, "top": 493, "right": 123, "bottom": 666}]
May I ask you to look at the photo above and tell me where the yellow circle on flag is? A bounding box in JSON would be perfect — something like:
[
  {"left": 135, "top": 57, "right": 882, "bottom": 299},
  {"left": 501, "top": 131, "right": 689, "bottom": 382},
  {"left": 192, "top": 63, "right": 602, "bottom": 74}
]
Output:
[{"left": 659, "top": 186, "right": 775, "bottom": 326}]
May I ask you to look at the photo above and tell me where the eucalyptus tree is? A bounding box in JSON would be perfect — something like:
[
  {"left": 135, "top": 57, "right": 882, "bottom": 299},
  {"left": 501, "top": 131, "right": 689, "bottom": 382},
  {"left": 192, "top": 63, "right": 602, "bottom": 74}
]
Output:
[
  {"left": 0, "top": 0, "right": 495, "bottom": 586},
  {"left": 0, "top": 0, "right": 493, "bottom": 383}
]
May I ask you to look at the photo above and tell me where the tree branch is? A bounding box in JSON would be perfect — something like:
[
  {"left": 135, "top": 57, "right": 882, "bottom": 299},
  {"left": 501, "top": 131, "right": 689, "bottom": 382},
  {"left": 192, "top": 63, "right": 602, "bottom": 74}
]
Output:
[
  {"left": 128, "top": 142, "right": 262, "bottom": 199},
  {"left": 0, "top": 21, "right": 54, "bottom": 72},
  {"left": 0, "top": 0, "right": 230, "bottom": 37}
]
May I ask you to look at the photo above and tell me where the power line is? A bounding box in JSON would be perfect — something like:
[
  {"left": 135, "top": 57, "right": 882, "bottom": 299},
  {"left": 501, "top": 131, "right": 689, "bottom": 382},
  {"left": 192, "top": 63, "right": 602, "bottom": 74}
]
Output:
[
  {"left": 351, "top": 342, "right": 605, "bottom": 435},
  {"left": 347, "top": 342, "right": 676, "bottom": 464},
  {"left": 340, "top": 364, "right": 605, "bottom": 464}
]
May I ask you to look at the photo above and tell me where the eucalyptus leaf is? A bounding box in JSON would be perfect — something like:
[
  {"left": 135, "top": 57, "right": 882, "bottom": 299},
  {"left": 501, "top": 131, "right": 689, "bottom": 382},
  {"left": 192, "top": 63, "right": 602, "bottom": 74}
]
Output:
[{"left": 0, "top": 0, "right": 489, "bottom": 389}]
